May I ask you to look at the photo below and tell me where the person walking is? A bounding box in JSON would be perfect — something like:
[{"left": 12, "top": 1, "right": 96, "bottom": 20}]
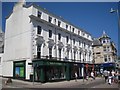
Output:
[
  {"left": 111, "top": 70, "right": 115, "bottom": 83},
  {"left": 103, "top": 70, "right": 108, "bottom": 83},
  {"left": 108, "top": 71, "right": 112, "bottom": 85},
  {"left": 91, "top": 71, "right": 95, "bottom": 80},
  {"left": 75, "top": 72, "right": 78, "bottom": 82}
]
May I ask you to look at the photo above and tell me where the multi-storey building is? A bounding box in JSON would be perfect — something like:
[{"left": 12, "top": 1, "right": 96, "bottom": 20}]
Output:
[
  {"left": 0, "top": 29, "right": 4, "bottom": 76},
  {"left": 92, "top": 31, "right": 117, "bottom": 70},
  {"left": 3, "top": 1, "right": 93, "bottom": 82}
]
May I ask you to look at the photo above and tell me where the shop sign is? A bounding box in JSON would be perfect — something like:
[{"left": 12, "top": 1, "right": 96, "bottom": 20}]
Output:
[
  {"left": 15, "top": 62, "right": 24, "bottom": 66},
  {"left": 49, "top": 62, "right": 63, "bottom": 65}
]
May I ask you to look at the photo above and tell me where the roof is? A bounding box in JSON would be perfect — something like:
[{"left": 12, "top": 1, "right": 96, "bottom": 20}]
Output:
[
  {"left": 92, "top": 38, "right": 102, "bottom": 46},
  {"left": 99, "top": 31, "right": 111, "bottom": 40},
  {"left": 6, "top": 2, "right": 92, "bottom": 36}
]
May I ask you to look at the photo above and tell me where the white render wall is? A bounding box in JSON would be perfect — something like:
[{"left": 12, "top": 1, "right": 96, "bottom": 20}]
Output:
[
  {"left": 0, "top": 53, "right": 3, "bottom": 76},
  {"left": 3, "top": 3, "right": 33, "bottom": 78}
]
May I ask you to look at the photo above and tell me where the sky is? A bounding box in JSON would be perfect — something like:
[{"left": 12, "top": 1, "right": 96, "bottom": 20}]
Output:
[{"left": 2, "top": 2, "right": 119, "bottom": 55}]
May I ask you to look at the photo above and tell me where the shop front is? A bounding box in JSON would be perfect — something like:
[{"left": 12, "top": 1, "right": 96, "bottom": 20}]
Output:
[
  {"left": 100, "top": 62, "right": 116, "bottom": 71},
  {"left": 32, "top": 59, "right": 83, "bottom": 83},
  {"left": 13, "top": 60, "right": 26, "bottom": 79}
]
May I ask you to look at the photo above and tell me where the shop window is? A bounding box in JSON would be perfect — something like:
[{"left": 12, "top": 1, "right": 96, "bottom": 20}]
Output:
[
  {"left": 15, "top": 67, "right": 24, "bottom": 77},
  {"left": 14, "top": 61, "right": 25, "bottom": 79}
]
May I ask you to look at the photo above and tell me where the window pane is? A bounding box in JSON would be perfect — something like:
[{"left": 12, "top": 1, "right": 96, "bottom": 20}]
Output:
[
  {"left": 38, "top": 11, "right": 42, "bottom": 18},
  {"left": 49, "top": 30, "right": 52, "bottom": 38},
  {"left": 58, "top": 33, "right": 61, "bottom": 41},
  {"left": 37, "top": 26, "right": 41, "bottom": 34}
]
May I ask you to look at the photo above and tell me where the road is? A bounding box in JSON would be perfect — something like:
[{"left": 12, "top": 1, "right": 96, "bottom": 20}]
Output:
[{"left": 1, "top": 77, "right": 120, "bottom": 89}]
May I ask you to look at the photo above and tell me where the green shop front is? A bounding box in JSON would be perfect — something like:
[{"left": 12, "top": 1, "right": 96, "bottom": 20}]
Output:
[
  {"left": 13, "top": 60, "right": 26, "bottom": 79},
  {"left": 32, "top": 59, "right": 82, "bottom": 83}
]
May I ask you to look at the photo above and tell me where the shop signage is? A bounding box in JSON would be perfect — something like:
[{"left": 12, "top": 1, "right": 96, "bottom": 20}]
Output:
[
  {"left": 15, "top": 62, "right": 24, "bottom": 66},
  {"left": 48, "top": 62, "right": 63, "bottom": 65}
]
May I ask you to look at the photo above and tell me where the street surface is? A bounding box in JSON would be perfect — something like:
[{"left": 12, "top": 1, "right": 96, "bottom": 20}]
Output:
[{"left": 1, "top": 77, "right": 120, "bottom": 89}]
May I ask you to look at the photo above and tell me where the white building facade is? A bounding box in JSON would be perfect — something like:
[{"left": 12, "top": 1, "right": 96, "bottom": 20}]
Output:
[{"left": 3, "top": 2, "right": 93, "bottom": 82}]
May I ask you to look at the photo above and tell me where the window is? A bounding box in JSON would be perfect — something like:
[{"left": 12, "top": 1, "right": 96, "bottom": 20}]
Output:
[
  {"left": 79, "top": 52, "right": 81, "bottom": 61},
  {"left": 103, "top": 40, "right": 105, "bottom": 43},
  {"left": 72, "top": 28, "right": 74, "bottom": 33},
  {"left": 96, "top": 52, "right": 100, "bottom": 54},
  {"left": 58, "top": 21, "right": 61, "bottom": 27},
  {"left": 108, "top": 56, "right": 111, "bottom": 61},
  {"left": 87, "top": 34, "right": 89, "bottom": 38},
  {"left": 67, "top": 50, "right": 69, "bottom": 59},
  {"left": 74, "top": 51, "right": 76, "bottom": 61},
  {"left": 66, "top": 36, "right": 69, "bottom": 43},
  {"left": 79, "top": 41, "right": 81, "bottom": 46},
  {"left": 83, "top": 42, "right": 85, "bottom": 48},
  {"left": 66, "top": 24, "right": 68, "bottom": 29},
  {"left": 54, "top": 19, "right": 56, "bottom": 24},
  {"left": 58, "top": 48, "right": 61, "bottom": 60},
  {"left": 70, "top": 26, "right": 71, "bottom": 30},
  {"left": 37, "top": 26, "right": 42, "bottom": 34},
  {"left": 107, "top": 46, "right": 109, "bottom": 51},
  {"left": 49, "top": 16, "right": 52, "bottom": 23},
  {"left": 78, "top": 31, "right": 80, "bottom": 35},
  {"left": 104, "top": 55, "right": 107, "bottom": 62},
  {"left": 37, "top": 45, "right": 41, "bottom": 58},
  {"left": 37, "top": 11, "right": 42, "bottom": 18},
  {"left": 104, "top": 47, "right": 106, "bottom": 51},
  {"left": 83, "top": 32, "right": 85, "bottom": 36},
  {"left": 49, "top": 48, "right": 52, "bottom": 59},
  {"left": 73, "top": 39, "right": 75, "bottom": 44},
  {"left": 0, "top": 57, "right": 1, "bottom": 64},
  {"left": 49, "top": 30, "right": 52, "bottom": 38},
  {"left": 58, "top": 33, "right": 61, "bottom": 41}
]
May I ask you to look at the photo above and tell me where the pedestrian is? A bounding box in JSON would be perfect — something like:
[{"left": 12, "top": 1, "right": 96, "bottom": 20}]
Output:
[
  {"left": 111, "top": 70, "right": 115, "bottom": 83},
  {"left": 91, "top": 71, "right": 95, "bottom": 80},
  {"left": 108, "top": 71, "right": 112, "bottom": 85},
  {"left": 75, "top": 72, "right": 78, "bottom": 82},
  {"left": 103, "top": 70, "right": 108, "bottom": 83}
]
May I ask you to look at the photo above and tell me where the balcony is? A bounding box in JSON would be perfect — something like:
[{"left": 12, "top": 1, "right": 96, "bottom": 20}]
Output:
[
  {"left": 57, "top": 41, "right": 64, "bottom": 49},
  {"left": 35, "top": 35, "right": 45, "bottom": 45},
  {"left": 47, "top": 38, "right": 55, "bottom": 48},
  {"left": 73, "top": 46, "right": 78, "bottom": 51},
  {"left": 66, "top": 44, "right": 72, "bottom": 51}
]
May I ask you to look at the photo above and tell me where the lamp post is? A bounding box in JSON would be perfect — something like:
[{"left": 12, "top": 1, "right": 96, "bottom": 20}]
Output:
[{"left": 110, "top": 7, "right": 120, "bottom": 56}]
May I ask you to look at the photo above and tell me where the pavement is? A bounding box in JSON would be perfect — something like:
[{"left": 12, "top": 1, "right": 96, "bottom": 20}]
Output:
[{"left": 1, "top": 77, "right": 120, "bottom": 89}]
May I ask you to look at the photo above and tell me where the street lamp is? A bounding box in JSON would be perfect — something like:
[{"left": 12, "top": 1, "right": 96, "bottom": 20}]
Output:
[{"left": 110, "top": 7, "right": 120, "bottom": 59}]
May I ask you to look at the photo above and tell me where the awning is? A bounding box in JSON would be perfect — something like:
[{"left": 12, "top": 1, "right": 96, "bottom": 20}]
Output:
[{"left": 100, "top": 63, "right": 115, "bottom": 67}]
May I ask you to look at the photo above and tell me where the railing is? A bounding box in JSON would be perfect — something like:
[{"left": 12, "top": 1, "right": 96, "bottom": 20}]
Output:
[{"left": 33, "top": 55, "right": 92, "bottom": 64}]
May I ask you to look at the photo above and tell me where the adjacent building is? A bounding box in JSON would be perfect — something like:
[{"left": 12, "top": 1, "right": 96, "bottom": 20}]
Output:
[
  {"left": 0, "top": 29, "right": 4, "bottom": 76},
  {"left": 3, "top": 1, "right": 93, "bottom": 82},
  {"left": 92, "top": 31, "right": 117, "bottom": 70}
]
